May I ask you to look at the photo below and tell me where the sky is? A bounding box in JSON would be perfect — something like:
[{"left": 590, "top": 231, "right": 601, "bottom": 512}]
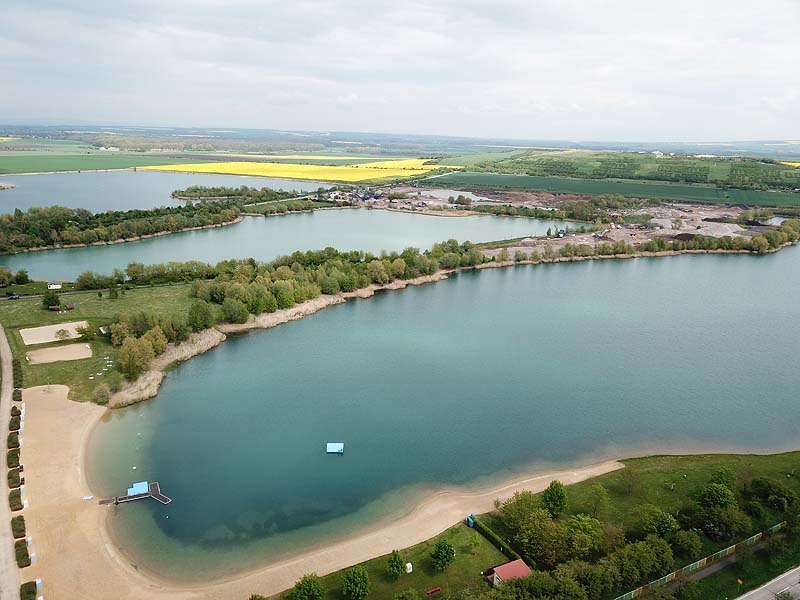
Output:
[{"left": 2, "top": 0, "right": 799, "bottom": 141}]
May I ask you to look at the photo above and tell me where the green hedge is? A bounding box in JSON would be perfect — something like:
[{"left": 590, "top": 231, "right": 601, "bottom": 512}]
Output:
[
  {"left": 9, "top": 489, "right": 22, "bottom": 511},
  {"left": 9, "top": 415, "right": 20, "bottom": 431},
  {"left": 12, "top": 358, "right": 23, "bottom": 388},
  {"left": 7, "top": 449, "right": 19, "bottom": 469},
  {"left": 12, "top": 389, "right": 22, "bottom": 402},
  {"left": 20, "top": 582, "right": 37, "bottom": 600},
  {"left": 8, "top": 468, "right": 20, "bottom": 488},
  {"left": 15, "top": 539, "right": 30, "bottom": 568},
  {"left": 11, "top": 515, "right": 26, "bottom": 538},
  {"left": 7, "top": 432, "right": 19, "bottom": 449},
  {"left": 11, "top": 405, "right": 21, "bottom": 417},
  {"left": 469, "top": 514, "right": 521, "bottom": 560}
]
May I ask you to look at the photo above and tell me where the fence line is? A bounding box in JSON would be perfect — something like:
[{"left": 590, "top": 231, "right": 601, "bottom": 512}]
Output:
[{"left": 613, "top": 521, "right": 787, "bottom": 600}]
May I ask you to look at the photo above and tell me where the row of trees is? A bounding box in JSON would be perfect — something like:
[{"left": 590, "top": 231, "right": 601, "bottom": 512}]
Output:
[
  {"left": 171, "top": 185, "right": 299, "bottom": 201},
  {"left": 471, "top": 194, "right": 643, "bottom": 223},
  {"left": 257, "top": 540, "right": 458, "bottom": 600},
  {"left": 0, "top": 267, "right": 29, "bottom": 287},
  {"left": 0, "top": 202, "right": 241, "bottom": 252}
]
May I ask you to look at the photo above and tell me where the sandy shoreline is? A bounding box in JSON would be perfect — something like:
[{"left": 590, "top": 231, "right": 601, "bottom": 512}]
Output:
[{"left": 23, "top": 383, "right": 624, "bottom": 599}]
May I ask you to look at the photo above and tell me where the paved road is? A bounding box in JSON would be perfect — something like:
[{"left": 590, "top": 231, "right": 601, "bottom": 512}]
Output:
[
  {"left": 737, "top": 565, "right": 800, "bottom": 599},
  {"left": 0, "top": 326, "right": 20, "bottom": 599}
]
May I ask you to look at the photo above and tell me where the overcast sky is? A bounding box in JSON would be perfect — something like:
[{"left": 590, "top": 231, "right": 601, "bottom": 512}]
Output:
[{"left": 2, "top": 0, "right": 799, "bottom": 141}]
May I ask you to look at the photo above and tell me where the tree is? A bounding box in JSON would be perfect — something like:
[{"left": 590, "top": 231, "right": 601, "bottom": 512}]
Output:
[
  {"left": 566, "top": 514, "right": 602, "bottom": 558},
  {"left": 515, "top": 508, "right": 569, "bottom": 569},
  {"left": 341, "top": 565, "right": 370, "bottom": 600},
  {"left": 498, "top": 248, "right": 511, "bottom": 262},
  {"left": 431, "top": 539, "right": 456, "bottom": 572},
  {"left": 709, "top": 467, "right": 737, "bottom": 490},
  {"left": 291, "top": 573, "right": 325, "bottom": 600},
  {"left": 118, "top": 336, "right": 155, "bottom": 380},
  {"left": 222, "top": 297, "right": 249, "bottom": 324},
  {"left": 631, "top": 504, "right": 679, "bottom": 539},
  {"left": 387, "top": 549, "right": 404, "bottom": 580},
  {"left": 41, "top": 290, "right": 60, "bottom": 309},
  {"left": 142, "top": 326, "right": 168, "bottom": 355},
  {"left": 498, "top": 490, "right": 540, "bottom": 531},
  {"left": 671, "top": 530, "right": 703, "bottom": 561},
  {"left": 542, "top": 480, "right": 568, "bottom": 516},
  {"left": 76, "top": 324, "right": 96, "bottom": 341},
  {"left": 0, "top": 267, "right": 12, "bottom": 287},
  {"left": 187, "top": 300, "right": 216, "bottom": 331},
  {"left": 13, "top": 270, "right": 29, "bottom": 284},
  {"left": 620, "top": 468, "right": 642, "bottom": 496},
  {"left": 696, "top": 483, "right": 736, "bottom": 510},
  {"left": 588, "top": 483, "right": 610, "bottom": 519},
  {"left": 110, "top": 322, "right": 132, "bottom": 346}
]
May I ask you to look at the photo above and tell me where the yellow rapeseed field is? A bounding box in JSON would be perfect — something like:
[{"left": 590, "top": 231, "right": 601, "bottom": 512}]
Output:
[
  {"left": 0, "top": 137, "right": 18, "bottom": 142},
  {"left": 143, "top": 157, "right": 457, "bottom": 182},
  {"left": 781, "top": 162, "right": 800, "bottom": 168}
]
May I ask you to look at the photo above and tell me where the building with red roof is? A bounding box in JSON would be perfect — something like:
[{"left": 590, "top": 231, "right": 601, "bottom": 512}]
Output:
[{"left": 486, "top": 558, "right": 532, "bottom": 586}]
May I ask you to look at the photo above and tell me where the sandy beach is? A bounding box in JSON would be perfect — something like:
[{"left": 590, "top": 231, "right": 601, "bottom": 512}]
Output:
[{"left": 21, "top": 383, "right": 621, "bottom": 599}]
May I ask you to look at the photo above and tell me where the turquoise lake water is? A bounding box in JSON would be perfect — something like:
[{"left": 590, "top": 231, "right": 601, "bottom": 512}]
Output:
[
  {"left": 86, "top": 248, "right": 800, "bottom": 580},
  {"left": 0, "top": 210, "right": 575, "bottom": 281},
  {"left": 0, "top": 170, "right": 326, "bottom": 214}
]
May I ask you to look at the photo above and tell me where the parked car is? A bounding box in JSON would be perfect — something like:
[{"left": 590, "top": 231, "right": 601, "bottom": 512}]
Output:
[{"left": 7, "top": 293, "right": 20, "bottom": 300}]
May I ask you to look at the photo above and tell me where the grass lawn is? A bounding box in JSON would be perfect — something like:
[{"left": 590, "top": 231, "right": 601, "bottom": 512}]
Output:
[
  {"left": 0, "top": 281, "right": 76, "bottom": 296},
  {"left": 0, "top": 284, "right": 193, "bottom": 401},
  {"left": 278, "top": 524, "right": 506, "bottom": 600}
]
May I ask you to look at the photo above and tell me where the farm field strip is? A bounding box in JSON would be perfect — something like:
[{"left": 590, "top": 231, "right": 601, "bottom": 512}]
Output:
[
  {"left": 142, "top": 157, "right": 459, "bottom": 182},
  {"left": 430, "top": 171, "right": 800, "bottom": 207}
]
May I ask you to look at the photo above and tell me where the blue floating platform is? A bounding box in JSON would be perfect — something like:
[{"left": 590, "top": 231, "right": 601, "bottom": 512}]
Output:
[{"left": 326, "top": 442, "right": 344, "bottom": 455}]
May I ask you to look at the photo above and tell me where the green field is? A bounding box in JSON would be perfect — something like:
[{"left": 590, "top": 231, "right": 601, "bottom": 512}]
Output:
[
  {"left": 430, "top": 171, "right": 800, "bottom": 207},
  {"left": 437, "top": 149, "right": 800, "bottom": 191},
  {"left": 0, "top": 138, "right": 199, "bottom": 174},
  {"left": 0, "top": 284, "right": 193, "bottom": 400}
]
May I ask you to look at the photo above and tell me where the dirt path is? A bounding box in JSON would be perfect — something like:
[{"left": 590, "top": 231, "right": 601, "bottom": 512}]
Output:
[{"left": 0, "top": 326, "right": 21, "bottom": 599}]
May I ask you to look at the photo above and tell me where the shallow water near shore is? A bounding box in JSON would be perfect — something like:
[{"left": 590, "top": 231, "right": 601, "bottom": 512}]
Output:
[
  {"left": 86, "top": 248, "right": 800, "bottom": 581},
  {"left": 0, "top": 209, "right": 575, "bottom": 281}
]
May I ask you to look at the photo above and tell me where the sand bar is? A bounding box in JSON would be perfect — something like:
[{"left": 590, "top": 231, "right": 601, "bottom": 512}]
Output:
[
  {"left": 19, "top": 321, "right": 89, "bottom": 345},
  {"left": 27, "top": 343, "right": 92, "bottom": 364},
  {"left": 22, "top": 382, "right": 621, "bottom": 599}
]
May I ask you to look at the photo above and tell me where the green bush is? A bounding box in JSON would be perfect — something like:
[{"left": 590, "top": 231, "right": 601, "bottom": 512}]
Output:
[
  {"left": 431, "top": 539, "right": 456, "bottom": 571},
  {"left": 15, "top": 539, "right": 30, "bottom": 567},
  {"left": 9, "top": 489, "right": 23, "bottom": 511},
  {"left": 20, "top": 581, "right": 37, "bottom": 600},
  {"left": 7, "top": 449, "right": 20, "bottom": 469},
  {"left": 8, "top": 468, "right": 20, "bottom": 488},
  {"left": 11, "top": 405, "right": 21, "bottom": 417},
  {"left": 470, "top": 514, "right": 521, "bottom": 560},
  {"left": 12, "top": 389, "right": 22, "bottom": 402},
  {"left": 9, "top": 415, "right": 20, "bottom": 431},
  {"left": 11, "top": 515, "right": 26, "bottom": 538},
  {"left": 7, "top": 432, "right": 19, "bottom": 449}
]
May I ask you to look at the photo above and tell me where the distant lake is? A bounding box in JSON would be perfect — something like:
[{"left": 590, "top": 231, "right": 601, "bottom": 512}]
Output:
[
  {"left": 0, "top": 170, "right": 328, "bottom": 214},
  {"left": 87, "top": 247, "right": 800, "bottom": 581},
  {"left": 0, "top": 210, "right": 576, "bottom": 280}
]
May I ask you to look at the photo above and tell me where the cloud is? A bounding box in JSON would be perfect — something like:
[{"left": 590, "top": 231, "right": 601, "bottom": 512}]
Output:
[{"left": 1, "top": 0, "right": 798, "bottom": 141}]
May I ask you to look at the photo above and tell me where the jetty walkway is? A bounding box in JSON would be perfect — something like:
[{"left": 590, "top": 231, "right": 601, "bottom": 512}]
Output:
[{"left": 99, "top": 482, "right": 172, "bottom": 506}]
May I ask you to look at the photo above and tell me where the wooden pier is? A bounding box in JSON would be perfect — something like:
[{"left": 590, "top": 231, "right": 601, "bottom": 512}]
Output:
[{"left": 99, "top": 481, "right": 172, "bottom": 506}]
